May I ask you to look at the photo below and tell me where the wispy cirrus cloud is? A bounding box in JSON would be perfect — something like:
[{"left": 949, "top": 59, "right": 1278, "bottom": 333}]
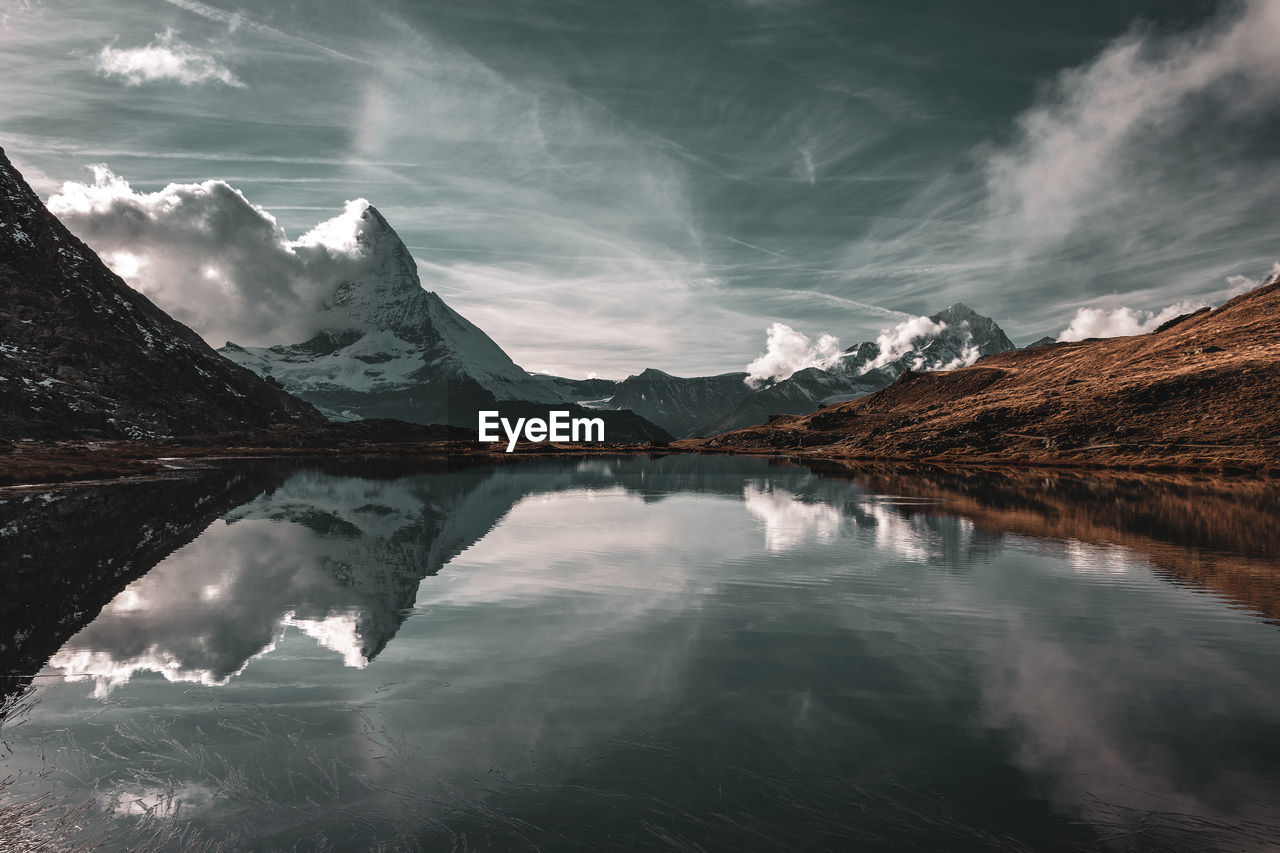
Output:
[
  {"left": 832, "top": 0, "right": 1280, "bottom": 342},
  {"left": 96, "top": 29, "right": 243, "bottom": 87},
  {"left": 15, "top": 0, "right": 1277, "bottom": 375}
]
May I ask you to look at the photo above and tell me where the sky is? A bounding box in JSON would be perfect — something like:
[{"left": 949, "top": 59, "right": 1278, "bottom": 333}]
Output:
[{"left": 2, "top": 0, "right": 1279, "bottom": 378}]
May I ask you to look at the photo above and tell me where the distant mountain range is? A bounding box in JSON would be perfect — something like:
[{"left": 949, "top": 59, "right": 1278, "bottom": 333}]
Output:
[
  {"left": 584, "top": 303, "right": 1015, "bottom": 438},
  {"left": 1, "top": 143, "right": 1021, "bottom": 444}
]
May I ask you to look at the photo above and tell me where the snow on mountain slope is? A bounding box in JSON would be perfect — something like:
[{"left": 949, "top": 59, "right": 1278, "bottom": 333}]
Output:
[
  {"left": 222, "top": 205, "right": 549, "bottom": 405},
  {"left": 834, "top": 303, "right": 1015, "bottom": 379},
  {"left": 218, "top": 204, "right": 669, "bottom": 441}
]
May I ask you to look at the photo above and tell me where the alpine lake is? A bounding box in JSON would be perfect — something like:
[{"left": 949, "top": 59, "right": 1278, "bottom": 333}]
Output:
[{"left": 2, "top": 454, "right": 1279, "bottom": 852}]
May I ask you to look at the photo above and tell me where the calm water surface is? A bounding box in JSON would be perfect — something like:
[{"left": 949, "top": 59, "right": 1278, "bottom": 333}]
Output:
[{"left": 2, "top": 456, "right": 1279, "bottom": 851}]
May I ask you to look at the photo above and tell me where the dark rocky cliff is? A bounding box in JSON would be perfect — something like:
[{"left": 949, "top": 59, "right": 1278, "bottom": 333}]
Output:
[{"left": 0, "top": 147, "right": 324, "bottom": 439}]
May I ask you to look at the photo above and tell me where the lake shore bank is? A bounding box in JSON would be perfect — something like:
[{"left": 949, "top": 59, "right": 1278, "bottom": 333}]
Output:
[{"left": 3, "top": 426, "right": 1276, "bottom": 489}]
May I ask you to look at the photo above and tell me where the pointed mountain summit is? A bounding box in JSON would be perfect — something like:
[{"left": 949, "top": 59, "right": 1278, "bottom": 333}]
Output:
[
  {"left": 0, "top": 148, "right": 323, "bottom": 440},
  {"left": 836, "top": 303, "right": 1016, "bottom": 379},
  {"left": 919, "top": 302, "right": 1016, "bottom": 364},
  {"left": 220, "top": 204, "right": 669, "bottom": 441}
]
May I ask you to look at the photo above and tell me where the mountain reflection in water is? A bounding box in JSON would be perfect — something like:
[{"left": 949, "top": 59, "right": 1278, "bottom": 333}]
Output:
[{"left": 1, "top": 455, "right": 1278, "bottom": 852}]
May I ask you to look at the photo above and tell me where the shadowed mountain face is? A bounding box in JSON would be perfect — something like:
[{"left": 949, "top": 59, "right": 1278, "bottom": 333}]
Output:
[
  {"left": 595, "top": 303, "right": 1015, "bottom": 438},
  {"left": 707, "top": 278, "right": 1280, "bottom": 471},
  {"left": 599, "top": 369, "right": 753, "bottom": 438},
  {"left": 0, "top": 149, "right": 323, "bottom": 440}
]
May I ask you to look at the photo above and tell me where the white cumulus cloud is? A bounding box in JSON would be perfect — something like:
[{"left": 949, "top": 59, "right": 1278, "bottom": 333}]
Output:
[
  {"left": 1056, "top": 300, "right": 1207, "bottom": 342},
  {"left": 866, "top": 315, "right": 947, "bottom": 371},
  {"left": 744, "top": 322, "right": 841, "bottom": 387},
  {"left": 48, "top": 165, "right": 385, "bottom": 346},
  {"left": 96, "top": 29, "right": 243, "bottom": 87}
]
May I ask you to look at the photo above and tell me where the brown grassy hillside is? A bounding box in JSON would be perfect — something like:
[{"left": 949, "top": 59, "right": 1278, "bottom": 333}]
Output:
[{"left": 697, "top": 278, "right": 1280, "bottom": 474}]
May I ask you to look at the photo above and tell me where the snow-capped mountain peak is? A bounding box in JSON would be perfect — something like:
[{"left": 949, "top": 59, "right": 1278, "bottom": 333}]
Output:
[
  {"left": 220, "top": 206, "right": 550, "bottom": 420},
  {"left": 321, "top": 204, "right": 426, "bottom": 333},
  {"left": 217, "top": 205, "right": 670, "bottom": 441}
]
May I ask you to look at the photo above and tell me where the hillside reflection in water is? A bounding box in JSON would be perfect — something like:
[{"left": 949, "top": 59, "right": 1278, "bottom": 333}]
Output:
[{"left": 1, "top": 455, "right": 1278, "bottom": 852}]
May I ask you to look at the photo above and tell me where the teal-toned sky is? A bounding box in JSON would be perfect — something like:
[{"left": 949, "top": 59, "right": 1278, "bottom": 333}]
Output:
[{"left": 3, "top": 0, "right": 1278, "bottom": 377}]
